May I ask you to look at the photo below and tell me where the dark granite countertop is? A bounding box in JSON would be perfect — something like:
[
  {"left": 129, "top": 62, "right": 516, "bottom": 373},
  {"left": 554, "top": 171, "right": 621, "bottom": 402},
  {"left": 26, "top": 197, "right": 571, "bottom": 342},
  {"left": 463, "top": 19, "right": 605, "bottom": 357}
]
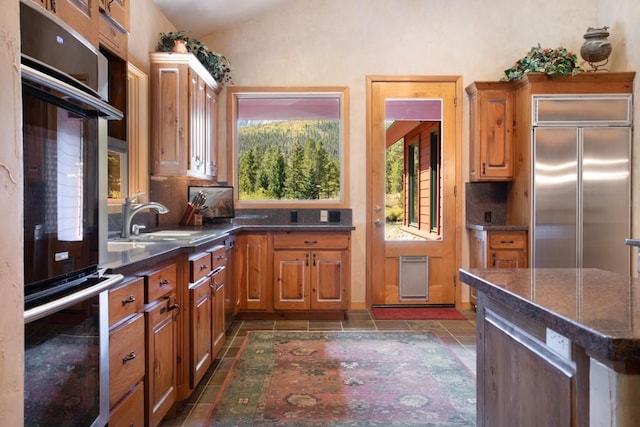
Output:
[
  {"left": 466, "top": 223, "right": 528, "bottom": 231},
  {"left": 459, "top": 268, "right": 640, "bottom": 363},
  {"left": 101, "top": 223, "right": 355, "bottom": 272}
]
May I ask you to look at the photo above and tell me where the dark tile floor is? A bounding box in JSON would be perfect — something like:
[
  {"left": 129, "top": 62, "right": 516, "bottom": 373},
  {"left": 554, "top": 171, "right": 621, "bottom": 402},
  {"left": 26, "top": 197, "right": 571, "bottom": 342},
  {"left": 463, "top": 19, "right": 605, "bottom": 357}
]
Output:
[{"left": 159, "top": 308, "right": 477, "bottom": 427}]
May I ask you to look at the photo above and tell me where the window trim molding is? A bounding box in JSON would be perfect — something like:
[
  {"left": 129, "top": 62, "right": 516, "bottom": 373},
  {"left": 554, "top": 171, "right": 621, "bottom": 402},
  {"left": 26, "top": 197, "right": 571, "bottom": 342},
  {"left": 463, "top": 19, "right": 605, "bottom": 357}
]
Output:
[{"left": 226, "top": 86, "right": 350, "bottom": 209}]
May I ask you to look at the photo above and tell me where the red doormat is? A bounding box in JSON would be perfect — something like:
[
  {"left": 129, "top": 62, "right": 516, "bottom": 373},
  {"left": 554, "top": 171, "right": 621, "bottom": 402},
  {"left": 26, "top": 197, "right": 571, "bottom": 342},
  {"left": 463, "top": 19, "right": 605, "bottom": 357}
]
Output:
[{"left": 371, "top": 306, "right": 467, "bottom": 320}]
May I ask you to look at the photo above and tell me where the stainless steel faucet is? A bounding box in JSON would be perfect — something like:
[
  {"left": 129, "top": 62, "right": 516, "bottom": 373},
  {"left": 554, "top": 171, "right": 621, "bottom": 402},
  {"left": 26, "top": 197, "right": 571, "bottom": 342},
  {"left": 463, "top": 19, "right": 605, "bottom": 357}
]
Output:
[{"left": 121, "top": 194, "right": 169, "bottom": 239}]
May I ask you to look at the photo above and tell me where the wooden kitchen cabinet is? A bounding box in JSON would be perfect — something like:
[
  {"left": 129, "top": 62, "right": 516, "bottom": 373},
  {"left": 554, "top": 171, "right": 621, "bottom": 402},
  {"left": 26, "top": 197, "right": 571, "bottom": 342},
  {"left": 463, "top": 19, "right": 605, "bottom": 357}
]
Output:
[
  {"left": 144, "top": 262, "right": 179, "bottom": 427},
  {"left": 211, "top": 261, "right": 226, "bottom": 356},
  {"left": 236, "top": 233, "right": 271, "bottom": 311},
  {"left": 466, "top": 82, "right": 515, "bottom": 181},
  {"left": 98, "top": 0, "right": 128, "bottom": 59},
  {"left": 188, "top": 251, "right": 213, "bottom": 389},
  {"left": 272, "top": 232, "right": 350, "bottom": 311},
  {"left": 99, "top": 0, "right": 129, "bottom": 32},
  {"left": 468, "top": 229, "right": 527, "bottom": 308},
  {"left": 31, "top": 0, "right": 99, "bottom": 47},
  {"left": 108, "top": 277, "right": 145, "bottom": 424},
  {"left": 149, "top": 52, "right": 221, "bottom": 180}
]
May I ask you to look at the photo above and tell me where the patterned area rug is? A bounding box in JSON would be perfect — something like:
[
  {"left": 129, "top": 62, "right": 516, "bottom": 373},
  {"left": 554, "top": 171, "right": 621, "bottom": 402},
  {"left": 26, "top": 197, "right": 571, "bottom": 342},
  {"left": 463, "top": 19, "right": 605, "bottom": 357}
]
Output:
[{"left": 205, "top": 331, "right": 476, "bottom": 426}]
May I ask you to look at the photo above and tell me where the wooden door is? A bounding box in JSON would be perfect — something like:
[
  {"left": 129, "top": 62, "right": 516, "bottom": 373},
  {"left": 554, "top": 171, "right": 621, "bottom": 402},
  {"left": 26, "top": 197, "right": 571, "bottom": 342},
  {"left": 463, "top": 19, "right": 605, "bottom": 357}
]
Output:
[{"left": 367, "top": 77, "right": 462, "bottom": 306}]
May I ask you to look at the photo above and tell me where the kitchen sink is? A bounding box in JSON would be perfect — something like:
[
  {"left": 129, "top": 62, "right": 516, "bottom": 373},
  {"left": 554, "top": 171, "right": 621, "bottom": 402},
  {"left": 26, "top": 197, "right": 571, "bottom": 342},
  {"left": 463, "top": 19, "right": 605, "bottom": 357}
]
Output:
[
  {"left": 133, "top": 230, "right": 217, "bottom": 244},
  {"left": 107, "top": 240, "right": 156, "bottom": 252}
]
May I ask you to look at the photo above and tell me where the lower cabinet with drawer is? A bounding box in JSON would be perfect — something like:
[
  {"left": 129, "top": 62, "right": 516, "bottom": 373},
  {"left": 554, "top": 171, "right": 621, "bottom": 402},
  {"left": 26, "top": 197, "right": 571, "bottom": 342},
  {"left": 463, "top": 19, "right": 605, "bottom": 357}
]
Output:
[
  {"left": 272, "top": 231, "right": 350, "bottom": 312},
  {"left": 144, "top": 262, "right": 179, "bottom": 427},
  {"left": 108, "top": 277, "right": 145, "bottom": 426},
  {"left": 468, "top": 229, "right": 528, "bottom": 308}
]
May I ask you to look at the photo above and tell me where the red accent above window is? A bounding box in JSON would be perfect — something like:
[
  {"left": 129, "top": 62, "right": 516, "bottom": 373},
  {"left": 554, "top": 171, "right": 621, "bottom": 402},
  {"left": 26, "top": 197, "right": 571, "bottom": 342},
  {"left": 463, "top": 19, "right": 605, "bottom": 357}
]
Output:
[{"left": 237, "top": 97, "right": 340, "bottom": 120}]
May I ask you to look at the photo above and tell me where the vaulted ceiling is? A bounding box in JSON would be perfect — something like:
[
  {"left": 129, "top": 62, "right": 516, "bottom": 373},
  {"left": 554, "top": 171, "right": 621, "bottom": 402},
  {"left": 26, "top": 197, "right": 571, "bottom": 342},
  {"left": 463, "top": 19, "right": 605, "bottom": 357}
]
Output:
[{"left": 153, "top": 0, "right": 295, "bottom": 38}]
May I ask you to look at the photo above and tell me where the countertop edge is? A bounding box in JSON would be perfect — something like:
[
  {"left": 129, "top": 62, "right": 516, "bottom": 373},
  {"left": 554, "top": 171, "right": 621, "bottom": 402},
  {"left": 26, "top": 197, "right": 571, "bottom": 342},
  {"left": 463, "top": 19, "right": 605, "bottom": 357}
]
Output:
[{"left": 459, "top": 268, "right": 635, "bottom": 363}]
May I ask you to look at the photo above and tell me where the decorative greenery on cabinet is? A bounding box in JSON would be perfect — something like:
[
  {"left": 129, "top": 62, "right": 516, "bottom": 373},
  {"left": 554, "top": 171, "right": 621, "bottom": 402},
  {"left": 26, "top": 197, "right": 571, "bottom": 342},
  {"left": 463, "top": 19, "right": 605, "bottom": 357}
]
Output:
[{"left": 156, "top": 31, "right": 232, "bottom": 84}]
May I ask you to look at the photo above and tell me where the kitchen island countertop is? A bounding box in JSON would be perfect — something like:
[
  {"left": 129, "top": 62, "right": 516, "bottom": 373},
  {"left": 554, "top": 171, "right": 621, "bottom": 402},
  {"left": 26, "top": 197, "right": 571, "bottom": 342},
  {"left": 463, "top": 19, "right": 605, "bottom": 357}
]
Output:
[{"left": 459, "top": 267, "right": 640, "bottom": 363}]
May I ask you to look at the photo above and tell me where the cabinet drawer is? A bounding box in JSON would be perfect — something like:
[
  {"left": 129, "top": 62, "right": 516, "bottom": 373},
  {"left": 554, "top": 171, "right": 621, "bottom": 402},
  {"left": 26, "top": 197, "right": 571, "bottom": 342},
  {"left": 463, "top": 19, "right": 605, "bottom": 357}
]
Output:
[
  {"left": 109, "top": 277, "right": 144, "bottom": 327},
  {"left": 210, "top": 245, "right": 227, "bottom": 272},
  {"left": 109, "top": 313, "right": 145, "bottom": 407},
  {"left": 273, "top": 232, "right": 350, "bottom": 250},
  {"left": 190, "top": 252, "right": 212, "bottom": 283},
  {"left": 145, "top": 263, "right": 177, "bottom": 302},
  {"left": 489, "top": 232, "right": 525, "bottom": 249},
  {"left": 109, "top": 381, "right": 144, "bottom": 427}
]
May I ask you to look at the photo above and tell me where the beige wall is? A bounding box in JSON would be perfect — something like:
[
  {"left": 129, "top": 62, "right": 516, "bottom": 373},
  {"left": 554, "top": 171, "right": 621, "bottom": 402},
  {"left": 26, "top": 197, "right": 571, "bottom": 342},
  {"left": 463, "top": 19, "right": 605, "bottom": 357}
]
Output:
[{"left": 128, "top": 0, "right": 176, "bottom": 73}]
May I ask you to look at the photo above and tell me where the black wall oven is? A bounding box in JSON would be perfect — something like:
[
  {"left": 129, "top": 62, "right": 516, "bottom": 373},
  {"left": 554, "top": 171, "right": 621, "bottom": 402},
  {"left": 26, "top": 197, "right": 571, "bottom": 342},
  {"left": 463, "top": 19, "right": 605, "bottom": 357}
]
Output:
[{"left": 20, "top": 2, "right": 123, "bottom": 426}]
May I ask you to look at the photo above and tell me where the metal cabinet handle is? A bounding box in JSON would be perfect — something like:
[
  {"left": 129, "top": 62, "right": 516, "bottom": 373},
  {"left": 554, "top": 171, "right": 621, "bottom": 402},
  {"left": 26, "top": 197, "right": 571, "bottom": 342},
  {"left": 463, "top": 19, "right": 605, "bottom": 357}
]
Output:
[
  {"left": 200, "top": 264, "right": 209, "bottom": 270},
  {"left": 482, "top": 162, "right": 486, "bottom": 175},
  {"left": 108, "top": 0, "right": 115, "bottom": 12},
  {"left": 492, "top": 253, "right": 496, "bottom": 267},
  {"left": 159, "top": 279, "right": 170, "bottom": 286},
  {"left": 168, "top": 300, "right": 181, "bottom": 316},
  {"left": 122, "top": 351, "right": 136, "bottom": 363},
  {"left": 305, "top": 253, "right": 309, "bottom": 267},
  {"left": 313, "top": 253, "right": 316, "bottom": 266},
  {"left": 304, "top": 240, "right": 318, "bottom": 245},
  {"left": 121, "top": 295, "right": 136, "bottom": 305},
  {"left": 500, "top": 240, "right": 514, "bottom": 244}
]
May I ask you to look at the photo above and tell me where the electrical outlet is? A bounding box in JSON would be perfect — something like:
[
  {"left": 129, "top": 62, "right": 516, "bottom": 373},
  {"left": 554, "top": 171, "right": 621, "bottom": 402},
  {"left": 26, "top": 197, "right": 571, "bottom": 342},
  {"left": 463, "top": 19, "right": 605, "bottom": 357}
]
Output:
[
  {"left": 290, "top": 210, "right": 298, "bottom": 223},
  {"left": 329, "top": 210, "right": 341, "bottom": 223},
  {"left": 320, "top": 210, "right": 328, "bottom": 222},
  {"left": 546, "top": 328, "right": 571, "bottom": 359},
  {"left": 484, "top": 211, "right": 492, "bottom": 223}
]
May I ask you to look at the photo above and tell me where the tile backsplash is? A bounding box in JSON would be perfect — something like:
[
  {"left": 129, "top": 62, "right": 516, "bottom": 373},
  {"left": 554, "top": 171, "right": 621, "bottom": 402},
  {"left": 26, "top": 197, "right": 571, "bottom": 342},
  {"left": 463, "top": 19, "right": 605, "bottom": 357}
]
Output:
[{"left": 465, "top": 182, "right": 507, "bottom": 225}]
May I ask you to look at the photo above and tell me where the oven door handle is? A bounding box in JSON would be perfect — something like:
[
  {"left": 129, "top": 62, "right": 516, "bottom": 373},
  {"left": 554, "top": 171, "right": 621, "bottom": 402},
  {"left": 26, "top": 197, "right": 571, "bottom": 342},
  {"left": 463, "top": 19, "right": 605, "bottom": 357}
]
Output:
[
  {"left": 21, "top": 64, "right": 124, "bottom": 120},
  {"left": 24, "top": 274, "right": 124, "bottom": 324}
]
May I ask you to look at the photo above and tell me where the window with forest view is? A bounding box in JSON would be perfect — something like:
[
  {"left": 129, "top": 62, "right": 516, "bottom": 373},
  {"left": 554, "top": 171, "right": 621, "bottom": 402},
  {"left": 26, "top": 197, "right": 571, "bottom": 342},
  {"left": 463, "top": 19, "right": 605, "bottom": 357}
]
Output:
[{"left": 230, "top": 89, "right": 348, "bottom": 205}]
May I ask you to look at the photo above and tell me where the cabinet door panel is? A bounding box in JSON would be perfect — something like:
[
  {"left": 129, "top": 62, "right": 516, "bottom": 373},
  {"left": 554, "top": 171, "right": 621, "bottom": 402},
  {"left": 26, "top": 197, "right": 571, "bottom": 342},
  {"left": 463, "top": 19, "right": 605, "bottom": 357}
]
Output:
[
  {"left": 312, "top": 251, "right": 347, "bottom": 310},
  {"left": 490, "top": 250, "right": 526, "bottom": 269},
  {"left": 145, "top": 296, "right": 177, "bottom": 427},
  {"left": 190, "top": 278, "right": 212, "bottom": 388},
  {"left": 212, "top": 277, "right": 225, "bottom": 356},
  {"left": 237, "top": 234, "right": 270, "bottom": 310},
  {"left": 273, "top": 251, "right": 309, "bottom": 310}
]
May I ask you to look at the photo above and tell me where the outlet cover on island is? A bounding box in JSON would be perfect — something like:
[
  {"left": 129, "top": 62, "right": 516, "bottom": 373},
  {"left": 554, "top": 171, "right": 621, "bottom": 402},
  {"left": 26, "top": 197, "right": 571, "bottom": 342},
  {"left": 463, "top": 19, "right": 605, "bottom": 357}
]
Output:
[{"left": 320, "top": 210, "right": 328, "bottom": 222}]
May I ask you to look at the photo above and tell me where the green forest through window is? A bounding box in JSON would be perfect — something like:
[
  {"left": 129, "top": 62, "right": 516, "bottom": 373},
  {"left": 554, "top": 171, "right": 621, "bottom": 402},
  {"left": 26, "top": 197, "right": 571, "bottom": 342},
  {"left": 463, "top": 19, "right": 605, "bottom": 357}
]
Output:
[{"left": 233, "top": 90, "right": 347, "bottom": 203}]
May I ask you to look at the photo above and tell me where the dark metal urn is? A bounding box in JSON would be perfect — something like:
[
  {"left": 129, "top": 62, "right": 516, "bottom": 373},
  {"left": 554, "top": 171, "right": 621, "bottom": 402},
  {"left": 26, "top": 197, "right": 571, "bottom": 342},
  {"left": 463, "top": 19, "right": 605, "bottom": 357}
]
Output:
[{"left": 580, "top": 26, "right": 612, "bottom": 71}]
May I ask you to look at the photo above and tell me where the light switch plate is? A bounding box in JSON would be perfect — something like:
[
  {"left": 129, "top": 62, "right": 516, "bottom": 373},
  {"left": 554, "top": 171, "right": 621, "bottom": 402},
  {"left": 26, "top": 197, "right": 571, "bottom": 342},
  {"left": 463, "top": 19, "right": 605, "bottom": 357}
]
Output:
[{"left": 320, "top": 210, "right": 328, "bottom": 222}]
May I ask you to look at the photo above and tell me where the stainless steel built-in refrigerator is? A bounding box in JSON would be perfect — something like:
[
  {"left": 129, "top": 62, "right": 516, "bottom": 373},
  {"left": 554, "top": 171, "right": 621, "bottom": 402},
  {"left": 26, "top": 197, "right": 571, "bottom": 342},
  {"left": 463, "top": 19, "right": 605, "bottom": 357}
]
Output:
[{"left": 532, "top": 95, "right": 633, "bottom": 275}]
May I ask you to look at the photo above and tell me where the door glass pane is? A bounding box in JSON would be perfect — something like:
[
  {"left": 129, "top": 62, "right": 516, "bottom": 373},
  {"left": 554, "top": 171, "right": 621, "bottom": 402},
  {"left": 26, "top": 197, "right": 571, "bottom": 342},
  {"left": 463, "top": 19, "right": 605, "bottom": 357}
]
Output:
[{"left": 384, "top": 99, "right": 442, "bottom": 241}]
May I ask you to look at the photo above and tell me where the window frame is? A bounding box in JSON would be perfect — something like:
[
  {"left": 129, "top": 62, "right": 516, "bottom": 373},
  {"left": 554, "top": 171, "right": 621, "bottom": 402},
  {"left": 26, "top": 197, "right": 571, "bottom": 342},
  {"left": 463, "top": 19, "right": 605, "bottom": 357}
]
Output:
[{"left": 227, "top": 87, "right": 350, "bottom": 209}]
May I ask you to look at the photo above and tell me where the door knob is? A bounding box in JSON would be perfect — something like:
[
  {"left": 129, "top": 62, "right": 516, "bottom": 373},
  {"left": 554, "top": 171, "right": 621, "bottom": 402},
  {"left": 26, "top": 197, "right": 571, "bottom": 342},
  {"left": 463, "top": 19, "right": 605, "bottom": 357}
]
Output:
[{"left": 374, "top": 219, "right": 382, "bottom": 226}]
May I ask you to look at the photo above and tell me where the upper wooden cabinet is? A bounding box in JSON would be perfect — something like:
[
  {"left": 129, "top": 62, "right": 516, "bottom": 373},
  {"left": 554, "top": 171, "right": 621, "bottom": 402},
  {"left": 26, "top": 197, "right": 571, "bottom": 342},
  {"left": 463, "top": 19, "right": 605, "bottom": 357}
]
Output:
[
  {"left": 466, "top": 82, "right": 515, "bottom": 181},
  {"left": 31, "top": 0, "right": 99, "bottom": 47},
  {"left": 99, "top": 0, "right": 129, "bottom": 32},
  {"left": 150, "top": 52, "right": 221, "bottom": 180}
]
